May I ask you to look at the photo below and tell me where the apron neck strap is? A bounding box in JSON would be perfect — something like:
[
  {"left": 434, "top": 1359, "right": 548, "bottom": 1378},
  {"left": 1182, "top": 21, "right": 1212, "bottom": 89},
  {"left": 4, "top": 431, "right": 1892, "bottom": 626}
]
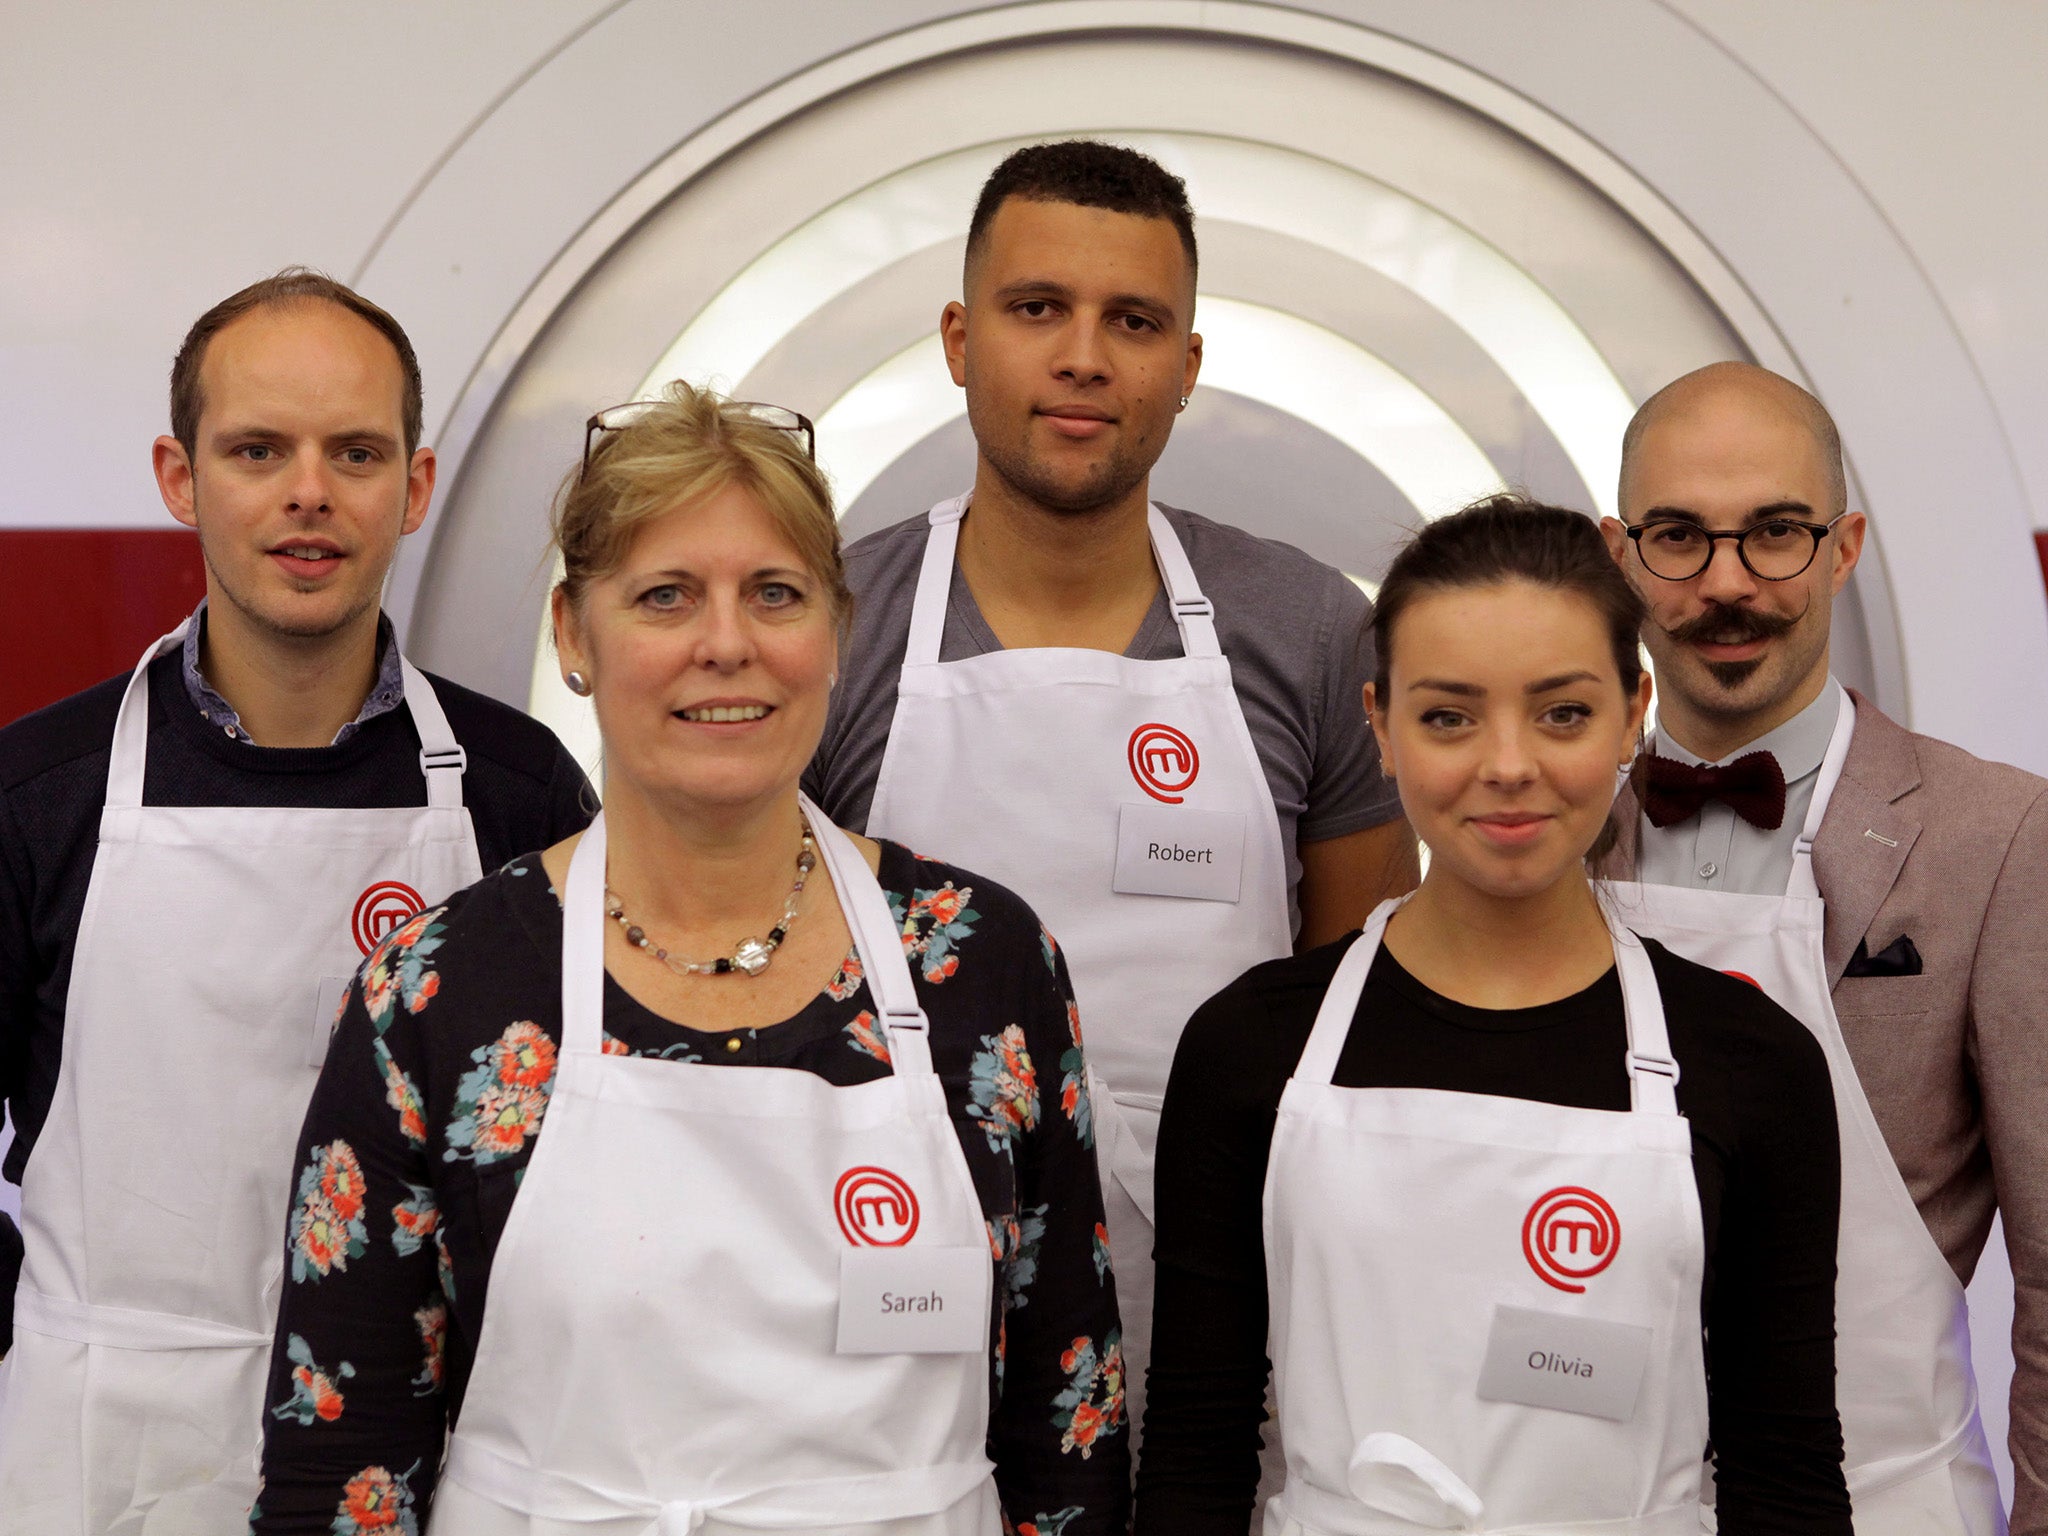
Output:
[
  {"left": 904, "top": 497, "right": 968, "bottom": 666},
  {"left": 902, "top": 497, "right": 1222, "bottom": 665},
  {"left": 104, "top": 624, "right": 190, "bottom": 809},
  {"left": 399, "top": 659, "right": 468, "bottom": 810},
  {"left": 1146, "top": 505, "right": 1221, "bottom": 659},
  {"left": 560, "top": 800, "right": 936, "bottom": 1077},
  {"left": 802, "top": 794, "right": 935, "bottom": 1078},
  {"left": 1787, "top": 690, "right": 1856, "bottom": 901},
  {"left": 562, "top": 810, "right": 611, "bottom": 1056},
  {"left": 1610, "top": 923, "right": 1679, "bottom": 1116},
  {"left": 1295, "top": 893, "right": 1681, "bottom": 1118},
  {"left": 1295, "top": 896, "right": 1405, "bottom": 1085}
]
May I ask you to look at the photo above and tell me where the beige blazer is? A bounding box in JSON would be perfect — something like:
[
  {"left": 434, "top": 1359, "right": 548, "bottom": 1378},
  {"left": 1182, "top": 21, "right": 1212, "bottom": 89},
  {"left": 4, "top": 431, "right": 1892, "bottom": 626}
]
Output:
[{"left": 1610, "top": 690, "right": 2048, "bottom": 1524}]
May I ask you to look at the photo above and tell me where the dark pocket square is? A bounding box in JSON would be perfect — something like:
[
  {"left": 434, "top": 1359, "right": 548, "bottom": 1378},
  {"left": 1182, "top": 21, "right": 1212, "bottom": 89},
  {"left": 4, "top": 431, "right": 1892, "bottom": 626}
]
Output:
[{"left": 1845, "top": 934, "right": 1923, "bottom": 977}]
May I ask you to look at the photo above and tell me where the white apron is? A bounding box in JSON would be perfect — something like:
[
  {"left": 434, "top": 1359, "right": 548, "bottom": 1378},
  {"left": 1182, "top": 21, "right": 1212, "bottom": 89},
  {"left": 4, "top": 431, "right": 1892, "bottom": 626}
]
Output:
[
  {"left": 1263, "top": 899, "right": 1707, "bottom": 1536},
  {"left": 431, "top": 801, "right": 1000, "bottom": 1535},
  {"left": 0, "top": 623, "right": 482, "bottom": 1535},
  {"left": 1601, "top": 694, "right": 2006, "bottom": 1535},
  {"left": 865, "top": 495, "right": 1291, "bottom": 1443}
]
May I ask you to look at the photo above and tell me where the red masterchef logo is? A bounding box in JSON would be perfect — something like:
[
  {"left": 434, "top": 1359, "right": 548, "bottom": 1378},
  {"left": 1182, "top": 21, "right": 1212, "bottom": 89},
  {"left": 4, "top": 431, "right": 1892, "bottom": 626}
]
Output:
[
  {"left": 1523, "top": 1186, "right": 1621, "bottom": 1294},
  {"left": 835, "top": 1166, "right": 920, "bottom": 1247},
  {"left": 352, "top": 881, "right": 426, "bottom": 956},
  {"left": 1128, "top": 723, "right": 1200, "bottom": 804}
]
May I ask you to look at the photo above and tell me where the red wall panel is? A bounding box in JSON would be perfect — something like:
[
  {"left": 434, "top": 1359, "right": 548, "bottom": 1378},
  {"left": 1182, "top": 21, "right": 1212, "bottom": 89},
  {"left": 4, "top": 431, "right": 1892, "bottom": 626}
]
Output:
[{"left": 0, "top": 530, "right": 207, "bottom": 727}]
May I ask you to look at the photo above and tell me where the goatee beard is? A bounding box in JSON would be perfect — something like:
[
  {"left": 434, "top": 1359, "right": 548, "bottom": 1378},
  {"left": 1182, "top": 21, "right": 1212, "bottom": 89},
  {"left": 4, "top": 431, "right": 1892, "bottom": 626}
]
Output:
[
  {"left": 1666, "top": 601, "right": 1797, "bottom": 694},
  {"left": 1703, "top": 656, "right": 1765, "bottom": 689}
]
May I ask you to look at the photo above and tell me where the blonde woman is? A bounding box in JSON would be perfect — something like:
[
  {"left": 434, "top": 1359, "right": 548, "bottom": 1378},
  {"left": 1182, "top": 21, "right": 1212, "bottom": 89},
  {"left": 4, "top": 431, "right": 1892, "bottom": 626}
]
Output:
[{"left": 255, "top": 384, "right": 1127, "bottom": 1535}]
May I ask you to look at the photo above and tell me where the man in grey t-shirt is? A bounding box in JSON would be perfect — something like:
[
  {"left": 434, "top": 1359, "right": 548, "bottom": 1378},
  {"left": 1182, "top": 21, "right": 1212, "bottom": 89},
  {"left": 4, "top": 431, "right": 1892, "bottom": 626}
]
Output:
[
  {"left": 810, "top": 503, "right": 1403, "bottom": 939},
  {"left": 802, "top": 141, "right": 1416, "bottom": 1465}
]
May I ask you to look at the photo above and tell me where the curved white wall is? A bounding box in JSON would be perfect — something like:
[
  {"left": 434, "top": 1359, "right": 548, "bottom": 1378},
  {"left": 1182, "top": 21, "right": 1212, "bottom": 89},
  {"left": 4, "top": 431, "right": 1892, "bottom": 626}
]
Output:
[{"left": 5, "top": 0, "right": 2046, "bottom": 771}]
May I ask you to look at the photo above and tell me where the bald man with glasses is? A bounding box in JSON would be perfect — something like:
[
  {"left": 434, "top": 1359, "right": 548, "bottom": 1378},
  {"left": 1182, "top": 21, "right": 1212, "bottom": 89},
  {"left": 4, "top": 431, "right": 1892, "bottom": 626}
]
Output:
[{"left": 1601, "top": 360, "right": 2048, "bottom": 1533}]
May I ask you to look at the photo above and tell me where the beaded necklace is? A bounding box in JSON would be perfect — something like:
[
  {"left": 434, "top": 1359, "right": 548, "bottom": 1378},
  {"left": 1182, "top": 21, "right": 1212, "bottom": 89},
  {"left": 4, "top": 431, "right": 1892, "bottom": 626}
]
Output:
[{"left": 605, "top": 817, "right": 817, "bottom": 977}]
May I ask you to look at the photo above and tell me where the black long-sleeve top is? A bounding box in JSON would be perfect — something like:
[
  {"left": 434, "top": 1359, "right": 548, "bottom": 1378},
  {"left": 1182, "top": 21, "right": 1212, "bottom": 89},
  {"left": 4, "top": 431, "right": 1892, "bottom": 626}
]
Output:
[
  {"left": 254, "top": 843, "right": 1129, "bottom": 1536},
  {"left": 1136, "top": 933, "right": 1850, "bottom": 1535}
]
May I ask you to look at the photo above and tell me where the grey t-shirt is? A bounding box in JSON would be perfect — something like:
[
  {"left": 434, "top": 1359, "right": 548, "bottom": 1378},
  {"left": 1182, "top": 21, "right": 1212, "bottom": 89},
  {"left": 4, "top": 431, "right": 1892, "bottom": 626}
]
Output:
[{"left": 804, "top": 503, "right": 1403, "bottom": 931}]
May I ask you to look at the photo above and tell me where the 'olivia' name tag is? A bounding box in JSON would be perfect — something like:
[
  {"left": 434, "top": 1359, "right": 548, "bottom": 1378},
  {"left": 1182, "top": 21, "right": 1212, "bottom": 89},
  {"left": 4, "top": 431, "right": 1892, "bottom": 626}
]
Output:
[
  {"left": 310, "top": 976, "right": 352, "bottom": 1070},
  {"left": 837, "top": 1245, "right": 990, "bottom": 1355},
  {"left": 1112, "top": 803, "right": 1246, "bottom": 903},
  {"left": 1475, "top": 1304, "right": 1652, "bottom": 1422}
]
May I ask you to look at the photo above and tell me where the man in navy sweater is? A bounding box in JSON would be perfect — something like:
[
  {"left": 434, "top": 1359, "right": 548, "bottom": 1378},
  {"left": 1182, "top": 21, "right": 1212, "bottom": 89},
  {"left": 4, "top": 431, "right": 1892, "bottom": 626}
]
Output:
[{"left": 0, "top": 269, "right": 589, "bottom": 1533}]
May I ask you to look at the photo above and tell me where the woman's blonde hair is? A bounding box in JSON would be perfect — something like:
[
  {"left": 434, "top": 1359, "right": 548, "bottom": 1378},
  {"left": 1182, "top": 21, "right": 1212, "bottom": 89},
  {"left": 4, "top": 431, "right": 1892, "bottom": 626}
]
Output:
[{"left": 551, "top": 381, "right": 849, "bottom": 629}]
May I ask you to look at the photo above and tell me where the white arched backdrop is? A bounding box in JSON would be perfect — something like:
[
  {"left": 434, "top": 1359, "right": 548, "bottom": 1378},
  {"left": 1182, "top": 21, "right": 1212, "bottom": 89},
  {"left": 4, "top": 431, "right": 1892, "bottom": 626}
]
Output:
[
  {"left": 355, "top": 0, "right": 2037, "bottom": 1505},
  {"left": 373, "top": 1, "right": 2048, "bottom": 755}
]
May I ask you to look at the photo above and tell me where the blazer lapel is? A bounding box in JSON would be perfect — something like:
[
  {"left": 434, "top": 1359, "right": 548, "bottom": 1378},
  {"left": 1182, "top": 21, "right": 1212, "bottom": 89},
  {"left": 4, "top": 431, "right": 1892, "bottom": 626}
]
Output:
[{"left": 1814, "top": 692, "right": 1922, "bottom": 984}]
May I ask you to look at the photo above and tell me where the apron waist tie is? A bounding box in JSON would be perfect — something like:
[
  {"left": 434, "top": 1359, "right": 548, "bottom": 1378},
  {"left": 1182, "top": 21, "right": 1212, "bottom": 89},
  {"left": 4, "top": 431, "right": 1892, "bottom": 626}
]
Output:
[
  {"left": 1846, "top": 1408, "right": 1983, "bottom": 1500},
  {"left": 11, "top": 1286, "right": 271, "bottom": 1352},
  {"left": 1274, "top": 1467, "right": 1703, "bottom": 1536},
  {"left": 443, "top": 1435, "right": 996, "bottom": 1531}
]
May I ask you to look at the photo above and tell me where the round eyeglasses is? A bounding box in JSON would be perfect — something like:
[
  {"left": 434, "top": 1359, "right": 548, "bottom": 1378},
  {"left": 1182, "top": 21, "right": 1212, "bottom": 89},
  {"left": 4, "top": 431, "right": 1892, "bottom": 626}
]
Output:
[
  {"left": 581, "top": 399, "right": 814, "bottom": 480},
  {"left": 1623, "top": 513, "right": 1847, "bottom": 582}
]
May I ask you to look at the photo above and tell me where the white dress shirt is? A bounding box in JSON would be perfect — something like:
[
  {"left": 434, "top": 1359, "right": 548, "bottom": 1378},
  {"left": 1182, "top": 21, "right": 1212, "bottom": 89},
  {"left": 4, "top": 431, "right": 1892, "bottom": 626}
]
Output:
[{"left": 1638, "top": 678, "right": 1844, "bottom": 897}]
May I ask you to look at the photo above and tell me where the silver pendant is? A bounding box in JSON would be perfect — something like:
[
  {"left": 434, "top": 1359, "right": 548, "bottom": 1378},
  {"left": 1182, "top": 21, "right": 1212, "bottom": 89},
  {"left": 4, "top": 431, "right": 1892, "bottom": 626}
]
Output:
[{"left": 731, "top": 938, "right": 773, "bottom": 976}]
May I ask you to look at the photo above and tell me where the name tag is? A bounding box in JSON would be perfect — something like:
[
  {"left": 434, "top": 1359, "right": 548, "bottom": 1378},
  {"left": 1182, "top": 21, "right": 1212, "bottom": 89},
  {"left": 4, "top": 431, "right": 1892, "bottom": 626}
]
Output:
[
  {"left": 1475, "top": 1304, "right": 1652, "bottom": 1422},
  {"left": 836, "top": 1245, "right": 990, "bottom": 1355},
  {"left": 310, "top": 975, "right": 353, "bottom": 1070},
  {"left": 1112, "top": 803, "right": 1245, "bottom": 903}
]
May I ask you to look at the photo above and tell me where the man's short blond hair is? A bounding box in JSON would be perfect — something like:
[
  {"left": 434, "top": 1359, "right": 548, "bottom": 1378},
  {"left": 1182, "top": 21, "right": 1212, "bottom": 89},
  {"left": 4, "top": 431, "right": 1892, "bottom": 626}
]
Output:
[{"left": 552, "top": 382, "right": 849, "bottom": 632}]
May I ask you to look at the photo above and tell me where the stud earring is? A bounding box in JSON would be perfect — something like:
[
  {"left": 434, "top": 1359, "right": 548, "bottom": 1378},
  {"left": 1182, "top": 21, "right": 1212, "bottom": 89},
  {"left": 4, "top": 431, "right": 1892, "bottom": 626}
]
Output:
[
  {"left": 1178, "top": 395, "right": 1190, "bottom": 409},
  {"left": 565, "top": 671, "right": 592, "bottom": 697}
]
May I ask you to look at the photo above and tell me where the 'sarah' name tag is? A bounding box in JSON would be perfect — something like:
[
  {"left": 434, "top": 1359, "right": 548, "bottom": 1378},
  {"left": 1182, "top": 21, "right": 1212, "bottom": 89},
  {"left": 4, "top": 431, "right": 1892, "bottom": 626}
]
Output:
[
  {"left": 1112, "top": 803, "right": 1245, "bottom": 903},
  {"left": 1475, "top": 1304, "right": 1652, "bottom": 1422},
  {"left": 836, "top": 1245, "right": 990, "bottom": 1355}
]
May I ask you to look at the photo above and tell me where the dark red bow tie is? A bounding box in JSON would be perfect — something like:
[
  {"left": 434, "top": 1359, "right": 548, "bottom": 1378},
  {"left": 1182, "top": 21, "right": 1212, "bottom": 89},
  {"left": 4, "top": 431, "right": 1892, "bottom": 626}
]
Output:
[{"left": 1641, "top": 750, "right": 1787, "bottom": 830}]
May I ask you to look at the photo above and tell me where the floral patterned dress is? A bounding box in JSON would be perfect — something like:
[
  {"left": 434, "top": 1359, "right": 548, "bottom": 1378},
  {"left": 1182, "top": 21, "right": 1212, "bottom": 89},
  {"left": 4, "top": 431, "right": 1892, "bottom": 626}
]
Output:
[{"left": 252, "top": 842, "right": 1126, "bottom": 1535}]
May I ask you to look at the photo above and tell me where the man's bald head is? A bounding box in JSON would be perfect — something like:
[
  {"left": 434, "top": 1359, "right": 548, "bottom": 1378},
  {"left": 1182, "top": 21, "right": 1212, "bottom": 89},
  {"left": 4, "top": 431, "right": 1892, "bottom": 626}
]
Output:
[{"left": 1619, "top": 361, "right": 1846, "bottom": 519}]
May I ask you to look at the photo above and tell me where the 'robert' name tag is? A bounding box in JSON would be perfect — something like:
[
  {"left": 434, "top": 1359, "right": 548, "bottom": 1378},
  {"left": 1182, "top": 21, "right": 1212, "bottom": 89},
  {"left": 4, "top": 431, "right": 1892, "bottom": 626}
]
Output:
[
  {"left": 1475, "top": 1304, "right": 1652, "bottom": 1422},
  {"left": 836, "top": 1245, "right": 990, "bottom": 1355},
  {"left": 310, "top": 975, "right": 353, "bottom": 1070},
  {"left": 1112, "top": 803, "right": 1246, "bottom": 903}
]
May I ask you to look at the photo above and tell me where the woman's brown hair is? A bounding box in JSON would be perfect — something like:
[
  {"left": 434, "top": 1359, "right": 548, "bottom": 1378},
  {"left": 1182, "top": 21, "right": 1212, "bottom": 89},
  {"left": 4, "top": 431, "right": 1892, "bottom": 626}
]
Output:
[{"left": 1372, "top": 494, "right": 1648, "bottom": 863}]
